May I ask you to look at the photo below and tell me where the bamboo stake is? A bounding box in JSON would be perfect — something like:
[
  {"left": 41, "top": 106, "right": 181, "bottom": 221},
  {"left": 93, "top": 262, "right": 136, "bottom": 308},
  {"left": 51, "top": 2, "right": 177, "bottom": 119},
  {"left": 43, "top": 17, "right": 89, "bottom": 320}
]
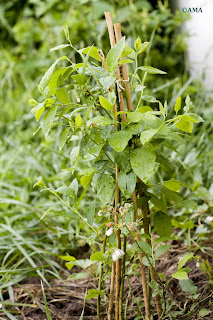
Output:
[
  {"left": 114, "top": 23, "right": 133, "bottom": 111},
  {"left": 108, "top": 262, "right": 116, "bottom": 320}
]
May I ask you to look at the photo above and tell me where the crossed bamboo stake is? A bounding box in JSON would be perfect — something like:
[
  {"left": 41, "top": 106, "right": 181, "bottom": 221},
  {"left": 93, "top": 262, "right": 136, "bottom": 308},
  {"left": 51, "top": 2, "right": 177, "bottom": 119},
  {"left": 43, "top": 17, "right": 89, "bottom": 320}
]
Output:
[{"left": 99, "top": 12, "right": 163, "bottom": 320}]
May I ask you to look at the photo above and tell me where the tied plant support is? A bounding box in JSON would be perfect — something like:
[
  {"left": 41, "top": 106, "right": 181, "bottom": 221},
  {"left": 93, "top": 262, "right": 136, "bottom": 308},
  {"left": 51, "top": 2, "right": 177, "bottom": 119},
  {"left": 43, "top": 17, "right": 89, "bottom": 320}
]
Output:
[{"left": 31, "top": 12, "right": 204, "bottom": 320}]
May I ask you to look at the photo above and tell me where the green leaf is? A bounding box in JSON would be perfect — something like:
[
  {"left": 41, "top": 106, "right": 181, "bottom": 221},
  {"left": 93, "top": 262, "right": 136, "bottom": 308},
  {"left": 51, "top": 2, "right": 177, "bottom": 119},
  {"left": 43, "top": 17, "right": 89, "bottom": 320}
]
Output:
[
  {"left": 187, "top": 113, "right": 204, "bottom": 123},
  {"left": 141, "top": 95, "right": 158, "bottom": 103},
  {"left": 109, "top": 131, "right": 132, "bottom": 152},
  {"left": 106, "top": 37, "right": 125, "bottom": 72},
  {"left": 158, "top": 185, "right": 182, "bottom": 204},
  {"left": 130, "top": 145, "right": 156, "bottom": 182},
  {"left": 35, "top": 107, "right": 45, "bottom": 122},
  {"left": 121, "top": 43, "right": 133, "bottom": 58},
  {"left": 164, "top": 180, "right": 182, "bottom": 192},
  {"left": 75, "top": 114, "right": 82, "bottom": 126},
  {"left": 118, "top": 59, "right": 133, "bottom": 65},
  {"left": 178, "top": 253, "right": 194, "bottom": 270},
  {"left": 133, "top": 241, "right": 152, "bottom": 255},
  {"left": 127, "top": 112, "right": 144, "bottom": 123},
  {"left": 171, "top": 270, "right": 188, "bottom": 280},
  {"left": 38, "top": 56, "right": 69, "bottom": 92},
  {"left": 55, "top": 87, "right": 70, "bottom": 104},
  {"left": 87, "top": 200, "right": 96, "bottom": 225},
  {"left": 140, "top": 129, "right": 158, "bottom": 145},
  {"left": 69, "top": 178, "right": 78, "bottom": 198},
  {"left": 55, "top": 186, "right": 74, "bottom": 197},
  {"left": 134, "top": 37, "right": 142, "bottom": 52},
  {"left": 155, "top": 245, "right": 171, "bottom": 260},
  {"left": 175, "top": 119, "right": 193, "bottom": 133},
  {"left": 97, "top": 175, "right": 114, "bottom": 205},
  {"left": 68, "top": 272, "right": 89, "bottom": 280},
  {"left": 138, "top": 42, "right": 149, "bottom": 54},
  {"left": 199, "top": 309, "right": 211, "bottom": 317},
  {"left": 50, "top": 44, "right": 70, "bottom": 51},
  {"left": 175, "top": 96, "right": 181, "bottom": 113},
  {"left": 86, "top": 289, "right": 104, "bottom": 300},
  {"left": 90, "top": 251, "right": 103, "bottom": 261},
  {"left": 58, "top": 128, "right": 69, "bottom": 151},
  {"left": 60, "top": 254, "right": 76, "bottom": 270},
  {"left": 82, "top": 46, "right": 101, "bottom": 61},
  {"left": 71, "top": 74, "right": 86, "bottom": 85},
  {"left": 138, "top": 66, "right": 166, "bottom": 74},
  {"left": 42, "top": 106, "right": 57, "bottom": 136},
  {"left": 153, "top": 211, "right": 172, "bottom": 237},
  {"left": 138, "top": 106, "right": 153, "bottom": 113},
  {"left": 99, "top": 95, "right": 113, "bottom": 110},
  {"left": 70, "top": 146, "right": 80, "bottom": 168},
  {"left": 117, "top": 171, "right": 136, "bottom": 198},
  {"left": 87, "top": 116, "right": 113, "bottom": 127},
  {"left": 80, "top": 168, "right": 95, "bottom": 188},
  {"left": 179, "top": 279, "right": 197, "bottom": 294}
]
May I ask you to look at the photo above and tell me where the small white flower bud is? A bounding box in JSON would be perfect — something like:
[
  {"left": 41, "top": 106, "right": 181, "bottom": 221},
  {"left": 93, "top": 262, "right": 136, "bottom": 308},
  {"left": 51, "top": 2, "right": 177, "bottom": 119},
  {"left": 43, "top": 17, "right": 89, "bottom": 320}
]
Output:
[
  {"left": 112, "top": 249, "right": 125, "bottom": 261},
  {"left": 206, "top": 216, "right": 213, "bottom": 222},
  {"left": 98, "top": 210, "right": 103, "bottom": 217},
  {"left": 106, "top": 227, "right": 113, "bottom": 237}
]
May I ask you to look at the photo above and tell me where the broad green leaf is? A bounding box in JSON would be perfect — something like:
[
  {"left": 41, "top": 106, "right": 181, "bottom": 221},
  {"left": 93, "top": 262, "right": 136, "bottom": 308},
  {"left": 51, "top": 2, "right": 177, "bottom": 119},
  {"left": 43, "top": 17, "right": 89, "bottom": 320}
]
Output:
[
  {"left": 155, "top": 245, "right": 171, "bottom": 260},
  {"left": 141, "top": 95, "right": 158, "bottom": 103},
  {"left": 150, "top": 195, "right": 167, "bottom": 211},
  {"left": 69, "top": 178, "right": 78, "bottom": 197},
  {"left": 109, "top": 131, "right": 132, "bottom": 152},
  {"left": 164, "top": 180, "right": 182, "bottom": 192},
  {"left": 130, "top": 145, "right": 156, "bottom": 182},
  {"left": 90, "top": 252, "right": 103, "bottom": 261},
  {"left": 177, "top": 114, "right": 199, "bottom": 123},
  {"left": 42, "top": 106, "right": 57, "bottom": 136},
  {"left": 199, "top": 309, "right": 211, "bottom": 317},
  {"left": 58, "top": 128, "right": 69, "bottom": 151},
  {"left": 138, "top": 106, "right": 153, "bottom": 113},
  {"left": 118, "top": 59, "right": 133, "bottom": 65},
  {"left": 133, "top": 241, "right": 152, "bottom": 255},
  {"left": 31, "top": 102, "right": 45, "bottom": 113},
  {"left": 50, "top": 44, "right": 70, "bottom": 51},
  {"left": 117, "top": 171, "right": 136, "bottom": 198},
  {"left": 99, "top": 76, "right": 116, "bottom": 90},
  {"left": 55, "top": 87, "right": 70, "bottom": 104},
  {"left": 82, "top": 46, "right": 101, "bottom": 61},
  {"left": 75, "top": 114, "right": 82, "bottom": 126},
  {"left": 179, "top": 279, "right": 197, "bottom": 294},
  {"left": 172, "top": 270, "right": 188, "bottom": 280},
  {"left": 178, "top": 253, "right": 194, "bottom": 270},
  {"left": 87, "top": 116, "right": 113, "bottom": 127},
  {"left": 87, "top": 200, "right": 96, "bottom": 225},
  {"left": 38, "top": 56, "right": 69, "bottom": 92},
  {"left": 127, "top": 112, "right": 144, "bottom": 123},
  {"left": 99, "top": 96, "right": 113, "bottom": 110},
  {"left": 106, "top": 37, "right": 125, "bottom": 72},
  {"left": 175, "top": 96, "right": 181, "bottom": 113},
  {"left": 49, "top": 67, "right": 72, "bottom": 95},
  {"left": 175, "top": 119, "right": 193, "bottom": 133},
  {"left": 159, "top": 185, "right": 182, "bottom": 204},
  {"left": 121, "top": 43, "right": 133, "bottom": 58},
  {"left": 138, "top": 66, "right": 166, "bottom": 74},
  {"left": 70, "top": 146, "right": 80, "bottom": 168},
  {"left": 140, "top": 114, "right": 163, "bottom": 129},
  {"left": 180, "top": 199, "right": 197, "bottom": 211},
  {"left": 97, "top": 175, "right": 114, "bottom": 205},
  {"left": 80, "top": 168, "right": 95, "bottom": 188},
  {"left": 140, "top": 129, "right": 158, "bottom": 145},
  {"left": 153, "top": 211, "right": 172, "bottom": 237},
  {"left": 71, "top": 74, "right": 86, "bottom": 85},
  {"left": 187, "top": 113, "right": 204, "bottom": 123},
  {"left": 113, "top": 149, "right": 132, "bottom": 173},
  {"left": 55, "top": 186, "right": 74, "bottom": 197}
]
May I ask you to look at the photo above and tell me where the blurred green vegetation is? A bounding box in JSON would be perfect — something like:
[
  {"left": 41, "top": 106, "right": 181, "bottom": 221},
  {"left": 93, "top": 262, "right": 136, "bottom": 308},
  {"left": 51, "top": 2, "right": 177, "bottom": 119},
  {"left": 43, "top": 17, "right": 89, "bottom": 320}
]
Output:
[{"left": 0, "top": 0, "right": 212, "bottom": 294}]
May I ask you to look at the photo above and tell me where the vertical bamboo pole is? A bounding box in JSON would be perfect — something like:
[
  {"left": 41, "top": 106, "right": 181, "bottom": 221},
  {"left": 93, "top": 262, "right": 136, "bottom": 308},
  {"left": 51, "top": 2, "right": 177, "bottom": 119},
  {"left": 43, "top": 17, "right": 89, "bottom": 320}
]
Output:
[{"left": 114, "top": 22, "right": 151, "bottom": 320}]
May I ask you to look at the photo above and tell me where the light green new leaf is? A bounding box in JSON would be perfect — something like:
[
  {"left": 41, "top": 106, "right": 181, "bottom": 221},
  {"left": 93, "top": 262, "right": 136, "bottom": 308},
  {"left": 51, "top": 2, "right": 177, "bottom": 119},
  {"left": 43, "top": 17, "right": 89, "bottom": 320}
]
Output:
[
  {"left": 55, "top": 186, "right": 74, "bottom": 197},
  {"left": 55, "top": 87, "right": 70, "bottom": 104},
  {"left": 138, "top": 42, "right": 149, "bottom": 54},
  {"left": 175, "top": 96, "right": 181, "bottom": 113},
  {"left": 172, "top": 270, "right": 188, "bottom": 280},
  {"left": 164, "top": 180, "right": 182, "bottom": 192},
  {"left": 178, "top": 253, "right": 194, "bottom": 270},
  {"left": 127, "top": 112, "right": 144, "bottom": 123},
  {"left": 70, "top": 146, "right": 80, "bottom": 168},
  {"left": 130, "top": 145, "right": 156, "bottom": 182},
  {"left": 153, "top": 211, "right": 172, "bottom": 237},
  {"left": 99, "top": 95, "right": 113, "bottom": 110},
  {"left": 75, "top": 113, "right": 82, "bottom": 126},
  {"left": 141, "top": 95, "right": 158, "bottom": 103},
  {"left": 134, "top": 37, "right": 142, "bottom": 52},
  {"left": 109, "top": 131, "right": 132, "bottom": 152},
  {"left": 138, "top": 66, "right": 166, "bottom": 74},
  {"left": 82, "top": 46, "right": 102, "bottom": 61},
  {"left": 68, "top": 272, "right": 89, "bottom": 280},
  {"left": 175, "top": 119, "right": 193, "bottom": 133},
  {"left": 140, "top": 129, "right": 158, "bottom": 145},
  {"left": 58, "top": 128, "right": 69, "bottom": 151},
  {"left": 69, "top": 178, "right": 78, "bottom": 197},
  {"left": 106, "top": 37, "right": 125, "bottom": 72},
  {"left": 49, "top": 67, "right": 72, "bottom": 95},
  {"left": 97, "top": 175, "right": 114, "bottom": 205},
  {"left": 117, "top": 171, "right": 136, "bottom": 198},
  {"left": 86, "top": 289, "right": 104, "bottom": 300},
  {"left": 90, "top": 251, "right": 103, "bottom": 261},
  {"left": 87, "top": 200, "right": 96, "bottom": 225},
  {"left": 71, "top": 74, "right": 86, "bottom": 85},
  {"left": 42, "top": 106, "right": 57, "bottom": 136},
  {"left": 50, "top": 44, "right": 70, "bottom": 51}
]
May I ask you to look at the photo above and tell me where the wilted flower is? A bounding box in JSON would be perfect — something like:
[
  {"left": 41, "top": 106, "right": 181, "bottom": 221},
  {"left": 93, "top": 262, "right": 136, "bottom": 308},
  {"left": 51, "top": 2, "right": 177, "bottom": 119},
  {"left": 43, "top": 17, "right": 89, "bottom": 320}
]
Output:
[
  {"left": 106, "top": 227, "right": 113, "bottom": 237},
  {"left": 112, "top": 249, "right": 125, "bottom": 261},
  {"left": 106, "top": 222, "right": 113, "bottom": 228},
  {"left": 98, "top": 210, "right": 103, "bottom": 217}
]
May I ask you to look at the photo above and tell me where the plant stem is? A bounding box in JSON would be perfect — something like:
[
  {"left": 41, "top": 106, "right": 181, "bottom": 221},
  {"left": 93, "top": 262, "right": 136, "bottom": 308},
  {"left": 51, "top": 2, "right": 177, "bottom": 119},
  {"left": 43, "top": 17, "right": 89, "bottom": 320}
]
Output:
[
  {"left": 132, "top": 191, "right": 151, "bottom": 320},
  {"left": 108, "top": 261, "right": 116, "bottom": 320},
  {"left": 97, "top": 235, "right": 107, "bottom": 320},
  {"left": 119, "top": 235, "right": 126, "bottom": 320}
]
